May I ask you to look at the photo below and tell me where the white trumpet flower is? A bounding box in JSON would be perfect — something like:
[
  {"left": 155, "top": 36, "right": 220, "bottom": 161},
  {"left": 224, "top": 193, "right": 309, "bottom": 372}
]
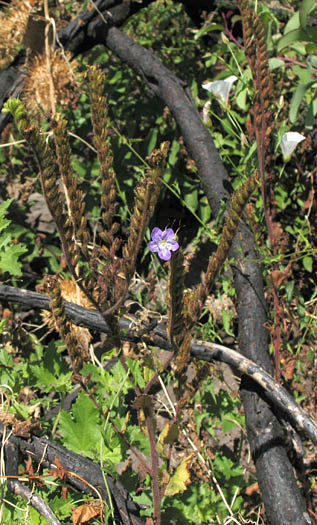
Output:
[
  {"left": 280, "top": 132, "right": 306, "bottom": 161},
  {"left": 202, "top": 76, "right": 238, "bottom": 106}
]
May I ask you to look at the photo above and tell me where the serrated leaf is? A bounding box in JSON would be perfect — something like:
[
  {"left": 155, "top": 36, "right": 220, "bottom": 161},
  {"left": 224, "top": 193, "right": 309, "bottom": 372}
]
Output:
[
  {"left": 0, "top": 198, "right": 13, "bottom": 215},
  {"left": 59, "top": 391, "right": 102, "bottom": 457},
  {"left": 0, "top": 218, "right": 10, "bottom": 234},
  {"left": 165, "top": 453, "right": 195, "bottom": 496},
  {"left": 0, "top": 243, "right": 28, "bottom": 276}
]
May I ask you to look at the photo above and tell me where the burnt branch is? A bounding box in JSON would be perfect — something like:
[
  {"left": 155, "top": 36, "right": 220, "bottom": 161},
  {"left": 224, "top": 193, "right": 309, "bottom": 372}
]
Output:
[
  {"left": 0, "top": 284, "right": 316, "bottom": 447},
  {"left": 5, "top": 439, "right": 61, "bottom": 525},
  {"left": 3, "top": 427, "right": 145, "bottom": 525}
]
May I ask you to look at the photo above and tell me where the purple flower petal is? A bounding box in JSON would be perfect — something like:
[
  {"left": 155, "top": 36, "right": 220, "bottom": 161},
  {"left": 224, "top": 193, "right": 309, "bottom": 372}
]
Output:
[
  {"left": 169, "top": 240, "right": 179, "bottom": 251},
  {"left": 158, "top": 246, "right": 172, "bottom": 260},
  {"left": 148, "top": 240, "right": 159, "bottom": 252},
  {"left": 161, "top": 228, "right": 174, "bottom": 240},
  {"left": 151, "top": 227, "right": 164, "bottom": 241},
  {"left": 148, "top": 227, "right": 179, "bottom": 260}
]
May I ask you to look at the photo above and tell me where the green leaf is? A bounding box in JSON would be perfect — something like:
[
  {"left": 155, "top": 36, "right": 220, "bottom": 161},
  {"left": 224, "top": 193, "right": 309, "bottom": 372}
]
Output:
[
  {"left": 284, "top": 11, "right": 300, "bottom": 34},
  {"left": 198, "top": 196, "right": 211, "bottom": 223},
  {"left": 277, "top": 27, "right": 317, "bottom": 52},
  {"left": 222, "top": 310, "right": 235, "bottom": 337},
  {"left": 299, "top": 0, "right": 316, "bottom": 29},
  {"left": 236, "top": 87, "right": 248, "bottom": 110},
  {"left": 268, "top": 57, "right": 284, "bottom": 70},
  {"left": 305, "top": 99, "right": 317, "bottom": 128},
  {"left": 147, "top": 128, "right": 158, "bottom": 156},
  {"left": 0, "top": 242, "right": 27, "bottom": 276},
  {"left": 302, "top": 255, "right": 313, "bottom": 272},
  {"left": 221, "top": 418, "right": 236, "bottom": 433},
  {"left": 307, "top": 43, "right": 317, "bottom": 53},
  {"left": 0, "top": 198, "right": 13, "bottom": 217},
  {"left": 168, "top": 139, "right": 180, "bottom": 166},
  {"left": 194, "top": 24, "right": 224, "bottom": 40},
  {"left": 0, "top": 198, "right": 27, "bottom": 276},
  {"left": 30, "top": 341, "right": 72, "bottom": 393},
  {"left": 50, "top": 495, "right": 74, "bottom": 520},
  {"left": 184, "top": 187, "right": 198, "bottom": 211},
  {"left": 59, "top": 391, "right": 103, "bottom": 458},
  {"left": 289, "top": 81, "right": 316, "bottom": 123},
  {"left": 285, "top": 281, "right": 295, "bottom": 302}
]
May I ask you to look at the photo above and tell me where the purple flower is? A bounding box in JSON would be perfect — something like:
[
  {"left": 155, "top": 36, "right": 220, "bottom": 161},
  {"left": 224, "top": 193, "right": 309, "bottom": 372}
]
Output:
[{"left": 148, "top": 227, "right": 179, "bottom": 261}]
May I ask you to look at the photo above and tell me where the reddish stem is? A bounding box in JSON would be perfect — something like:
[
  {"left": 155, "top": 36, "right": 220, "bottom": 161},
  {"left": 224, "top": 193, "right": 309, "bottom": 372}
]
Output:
[{"left": 144, "top": 407, "right": 161, "bottom": 525}]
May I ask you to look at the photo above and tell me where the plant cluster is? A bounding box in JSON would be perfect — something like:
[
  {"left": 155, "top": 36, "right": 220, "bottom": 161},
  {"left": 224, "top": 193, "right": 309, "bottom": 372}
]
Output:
[{"left": 0, "top": 0, "right": 316, "bottom": 524}]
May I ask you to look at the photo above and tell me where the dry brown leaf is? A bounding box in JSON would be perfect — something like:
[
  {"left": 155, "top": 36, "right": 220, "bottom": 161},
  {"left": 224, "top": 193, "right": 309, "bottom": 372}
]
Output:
[
  {"left": 62, "top": 486, "right": 68, "bottom": 501},
  {"left": 283, "top": 357, "right": 296, "bottom": 381},
  {"left": 246, "top": 481, "right": 259, "bottom": 496},
  {"left": 25, "top": 455, "right": 34, "bottom": 476},
  {"left": 49, "top": 456, "right": 68, "bottom": 481},
  {"left": 71, "top": 503, "right": 101, "bottom": 524},
  {"left": 269, "top": 269, "right": 287, "bottom": 289}
]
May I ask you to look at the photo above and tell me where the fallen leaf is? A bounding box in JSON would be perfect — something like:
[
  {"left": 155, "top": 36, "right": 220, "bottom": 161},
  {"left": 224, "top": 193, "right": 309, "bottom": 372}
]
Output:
[
  {"left": 71, "top": 503, "right": 101, "bottom": 524},
  {"left": 246, "top": 481, "right": 259, "bottom": 496}
]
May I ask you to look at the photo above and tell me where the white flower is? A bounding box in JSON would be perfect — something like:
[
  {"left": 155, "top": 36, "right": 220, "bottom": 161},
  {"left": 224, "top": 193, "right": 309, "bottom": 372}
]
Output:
[
  {"left": 202, "top": 76, "right": 238, "bottom": 106},
  {"left": 280, "top": 132, "right": 306, "bottom": 161}
]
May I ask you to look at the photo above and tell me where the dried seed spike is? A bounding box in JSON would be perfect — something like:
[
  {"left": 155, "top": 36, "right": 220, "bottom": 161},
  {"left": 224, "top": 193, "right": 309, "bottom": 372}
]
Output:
[
  {"left": 189, "top": 173, "right": 258, "bottom": 324},
  {"left": 53, "top": 114, "right": 90, "bottom": 260},
  {"left": 167, "top": 248, "right": 185, "bottom": 349},
  {"left": 89, "top": 65, "right": 117, "bottom": 234},
  {"left": 122, "top": 142, "right": 168, "bottom": 281}
]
